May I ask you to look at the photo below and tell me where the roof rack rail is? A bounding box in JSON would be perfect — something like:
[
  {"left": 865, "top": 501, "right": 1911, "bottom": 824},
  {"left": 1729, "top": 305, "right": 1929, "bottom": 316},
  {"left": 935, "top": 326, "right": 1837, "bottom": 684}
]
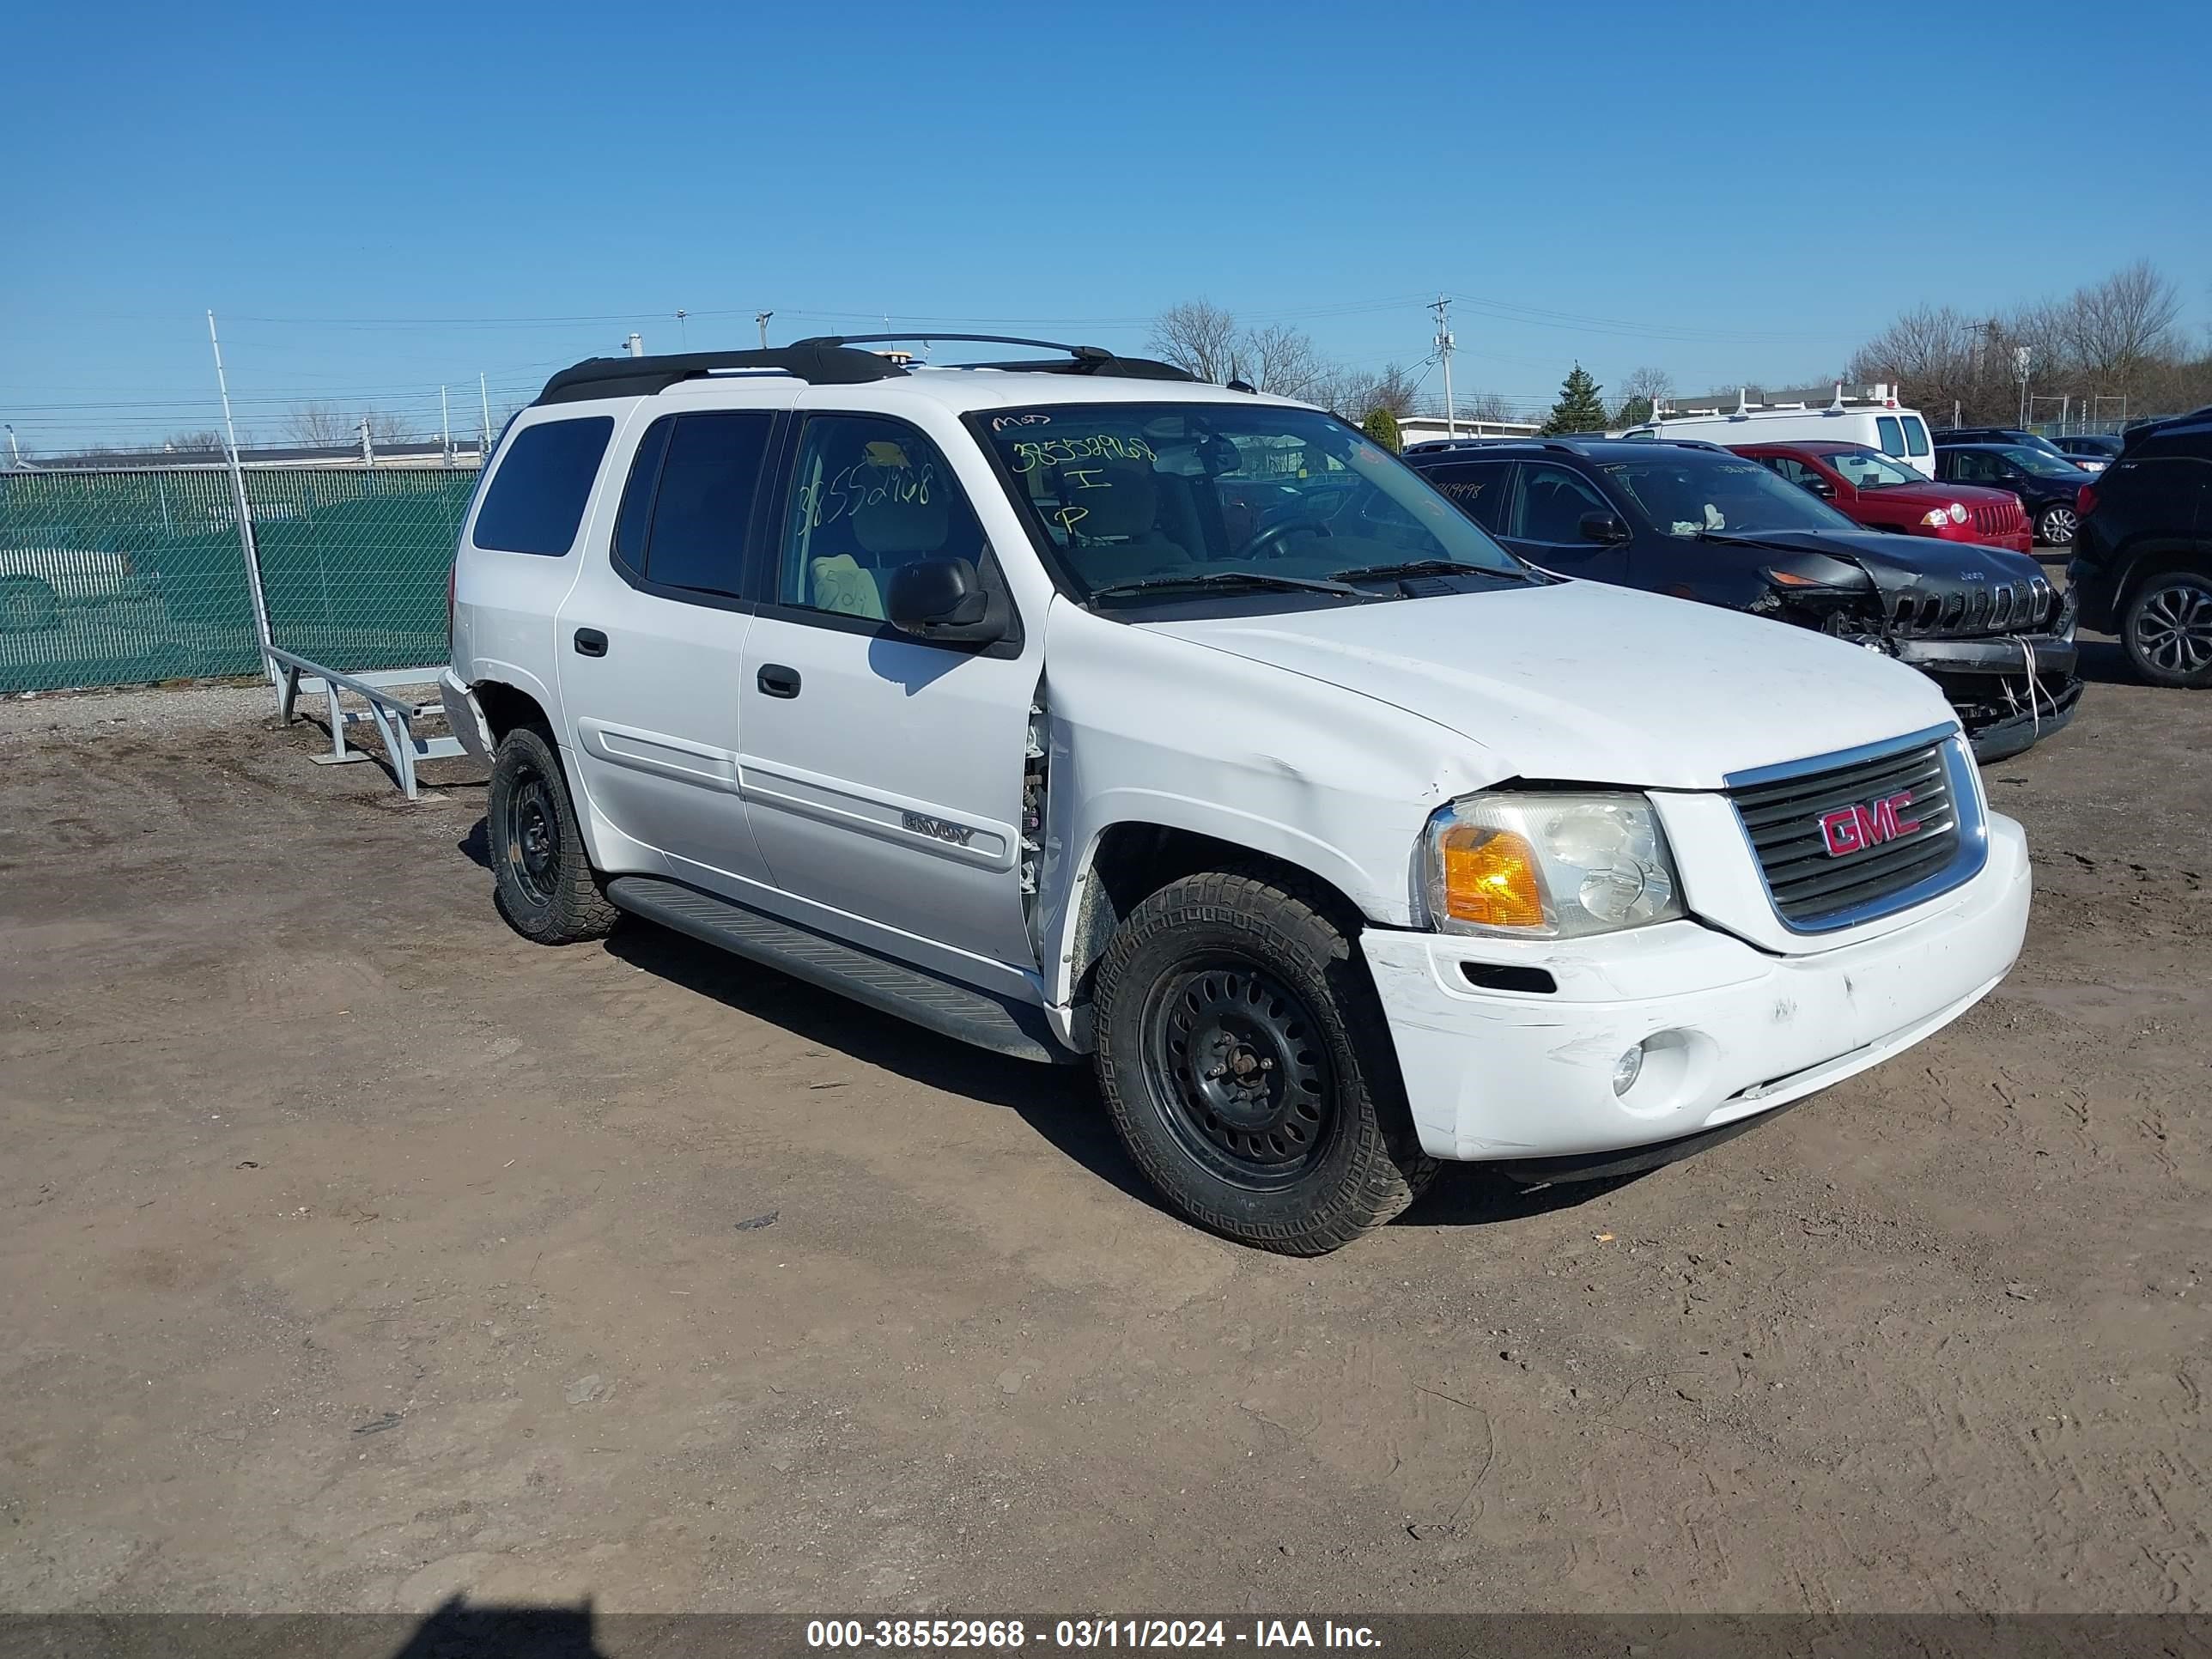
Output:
[
  {"left": 535, "top": 344, "right": 906, "bottom": 405},
  {"left": 793, "top": 332, "right": 1198, "bottom": 383}
]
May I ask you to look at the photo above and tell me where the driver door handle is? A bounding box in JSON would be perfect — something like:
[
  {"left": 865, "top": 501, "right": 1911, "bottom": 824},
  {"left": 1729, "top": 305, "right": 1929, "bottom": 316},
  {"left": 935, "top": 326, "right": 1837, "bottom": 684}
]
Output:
[{"left": 757, "top": 664, "right": 801, "bottom": 700}]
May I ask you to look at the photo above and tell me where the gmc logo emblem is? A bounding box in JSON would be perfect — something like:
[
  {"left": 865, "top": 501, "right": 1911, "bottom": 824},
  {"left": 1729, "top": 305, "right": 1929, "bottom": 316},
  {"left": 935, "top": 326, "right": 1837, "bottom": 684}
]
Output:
[{"left": 1820, "top": 790, "right": 1921, "bottom": 858}]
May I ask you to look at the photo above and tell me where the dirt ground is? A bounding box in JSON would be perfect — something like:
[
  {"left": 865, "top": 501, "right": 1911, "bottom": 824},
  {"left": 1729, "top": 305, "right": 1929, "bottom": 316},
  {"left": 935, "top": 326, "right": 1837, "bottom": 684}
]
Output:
[{"left": 1, "top": 635, "right": 2206, "bottom": 1618}]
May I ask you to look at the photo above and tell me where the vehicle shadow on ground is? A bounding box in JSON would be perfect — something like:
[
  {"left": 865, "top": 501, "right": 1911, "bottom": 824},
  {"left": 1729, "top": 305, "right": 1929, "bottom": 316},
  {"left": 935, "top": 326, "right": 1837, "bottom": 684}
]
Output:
[
  {"left": 1401, "top": 1165, "right": 1636, "bottom": 1228},
  {"left": 458, "top": 817, "right": 1649, "bottom": 1240},
  {"left": 600, "top": 916, "right": 1160, "bottom": 1211},
  {"left": 386, "top": 1595, "right": 606, "bottom": 1656},
  {"left": 2075, "top": 636, "right": 2147, "bottom": 688}
]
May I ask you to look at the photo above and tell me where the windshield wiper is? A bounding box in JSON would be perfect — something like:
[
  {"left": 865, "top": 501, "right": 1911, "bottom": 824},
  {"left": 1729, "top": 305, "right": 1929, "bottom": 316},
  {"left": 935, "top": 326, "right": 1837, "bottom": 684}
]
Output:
[
  {"left": 1086, "top": 570, "right": 1363, "bottom": 604},
  {"left": 1327, "top": 557, "right": 1527, "bottom": 584}
]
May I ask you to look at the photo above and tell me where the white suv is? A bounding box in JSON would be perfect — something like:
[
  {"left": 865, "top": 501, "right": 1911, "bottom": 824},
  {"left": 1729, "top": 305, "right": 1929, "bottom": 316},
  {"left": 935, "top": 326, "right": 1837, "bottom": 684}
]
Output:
[{"left": 443, "top": 337, "right": 2031, "bottom": 1255}]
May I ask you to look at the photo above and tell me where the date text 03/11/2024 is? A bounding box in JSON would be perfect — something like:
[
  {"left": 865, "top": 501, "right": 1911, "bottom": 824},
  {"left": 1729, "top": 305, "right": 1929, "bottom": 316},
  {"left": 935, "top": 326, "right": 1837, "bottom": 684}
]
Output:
[{"left": 805, "top": 1620, "right": 1382, "bottom": 1650}]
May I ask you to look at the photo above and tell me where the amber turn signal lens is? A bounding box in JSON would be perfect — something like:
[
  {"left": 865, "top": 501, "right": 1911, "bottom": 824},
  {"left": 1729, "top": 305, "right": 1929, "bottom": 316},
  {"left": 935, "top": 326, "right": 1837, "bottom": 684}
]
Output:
[{"left": 1438, "top": 824, "right": 1547, "bottom": 928}]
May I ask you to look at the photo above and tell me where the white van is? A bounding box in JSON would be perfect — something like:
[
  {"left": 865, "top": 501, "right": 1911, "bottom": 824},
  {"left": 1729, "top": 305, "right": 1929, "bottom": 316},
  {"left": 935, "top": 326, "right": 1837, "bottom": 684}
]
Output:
[{"left": 1620, "top": 386, "right": 1936, "bottom": 478}]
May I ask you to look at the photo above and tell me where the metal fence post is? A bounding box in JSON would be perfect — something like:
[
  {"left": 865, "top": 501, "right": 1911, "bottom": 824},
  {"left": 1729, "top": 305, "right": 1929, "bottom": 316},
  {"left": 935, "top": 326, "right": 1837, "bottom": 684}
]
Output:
[{"left": 206, "top": 311, "right": 277, "bottom": 685}]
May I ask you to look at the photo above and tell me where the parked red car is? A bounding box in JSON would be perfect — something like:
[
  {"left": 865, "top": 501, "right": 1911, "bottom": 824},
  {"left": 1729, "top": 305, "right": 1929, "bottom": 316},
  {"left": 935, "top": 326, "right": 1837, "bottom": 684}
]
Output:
[{"left": 1730, "top": 441, "right": 2033, "bottom": 554}]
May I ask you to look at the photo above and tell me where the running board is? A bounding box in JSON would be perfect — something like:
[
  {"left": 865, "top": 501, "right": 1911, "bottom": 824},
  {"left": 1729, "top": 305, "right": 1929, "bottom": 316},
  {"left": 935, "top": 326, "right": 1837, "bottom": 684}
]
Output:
[{"left": 604, "top": 876, "right": 1074, "bottom": 1065}]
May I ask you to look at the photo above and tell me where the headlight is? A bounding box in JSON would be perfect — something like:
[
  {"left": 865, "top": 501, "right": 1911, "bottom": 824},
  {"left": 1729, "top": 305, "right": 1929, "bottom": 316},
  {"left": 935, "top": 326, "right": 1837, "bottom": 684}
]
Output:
[
  {"left": 1949, "top": 501, "right": 1970, "bottom": 524},
  {"left": 1922, "top": 505, "right": 1969, "bottom": 527},
  {"left": 1420, "top": 792, "right": 1685, "bottom": 939}
]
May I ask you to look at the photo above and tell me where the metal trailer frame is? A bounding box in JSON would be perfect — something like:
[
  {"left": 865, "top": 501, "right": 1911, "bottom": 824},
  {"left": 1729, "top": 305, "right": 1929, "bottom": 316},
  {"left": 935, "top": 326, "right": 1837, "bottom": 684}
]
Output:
[{"left": 268, "top": 647, "right": 464, "bottom": 800}]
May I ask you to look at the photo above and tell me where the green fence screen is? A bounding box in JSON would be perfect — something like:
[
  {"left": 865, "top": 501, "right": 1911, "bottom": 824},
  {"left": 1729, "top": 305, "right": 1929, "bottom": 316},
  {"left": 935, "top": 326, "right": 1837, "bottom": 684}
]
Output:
[{"left": 0, "top": 465, "right": 479, "bottom": 694}]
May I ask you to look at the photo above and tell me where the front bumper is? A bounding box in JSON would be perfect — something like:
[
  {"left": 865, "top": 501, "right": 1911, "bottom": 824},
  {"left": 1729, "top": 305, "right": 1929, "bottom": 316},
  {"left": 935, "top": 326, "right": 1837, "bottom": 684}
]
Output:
[{"left": 1359, "top": 812, "right": 2030, "bottom": 1164}]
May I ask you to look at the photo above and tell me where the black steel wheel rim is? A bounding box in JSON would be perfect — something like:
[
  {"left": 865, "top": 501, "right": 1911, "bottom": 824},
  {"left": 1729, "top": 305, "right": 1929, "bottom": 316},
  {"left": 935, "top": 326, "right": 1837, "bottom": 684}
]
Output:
[
  {"left": 1143, "top": 956, "right": 1338, "bottom": 1188},
  {"left": 500, "top": 769, "right": 561, "bottom": 908}
]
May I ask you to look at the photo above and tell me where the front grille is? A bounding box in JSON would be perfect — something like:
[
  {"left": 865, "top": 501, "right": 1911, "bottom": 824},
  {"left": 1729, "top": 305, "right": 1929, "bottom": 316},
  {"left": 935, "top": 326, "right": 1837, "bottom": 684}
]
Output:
[
  {"left": 1887, "top": 574, "right": 2056, "bottom": 637},
  {"left": 1967, "top": 500, "right": 2026, "bottom": 539},
  {"left": 1729, "top": 740, "right": 1965, "bottom": 927}
]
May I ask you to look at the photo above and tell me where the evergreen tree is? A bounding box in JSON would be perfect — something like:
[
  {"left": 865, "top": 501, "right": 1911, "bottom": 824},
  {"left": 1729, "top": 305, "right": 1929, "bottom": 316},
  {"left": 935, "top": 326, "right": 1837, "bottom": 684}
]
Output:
[
  {"left": 1361, "top": 407, "right": 1403, "bottom": 453},
  {"left": 1540, "top": 364, "right": 1610, "bottom": 434}
]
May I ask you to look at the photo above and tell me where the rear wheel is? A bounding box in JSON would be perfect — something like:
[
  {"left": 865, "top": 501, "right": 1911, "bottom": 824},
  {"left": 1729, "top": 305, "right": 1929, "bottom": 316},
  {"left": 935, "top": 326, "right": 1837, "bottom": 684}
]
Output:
[
  {"left": 2124, "top": 569, "right": 2212, "bottom": 689},
  {"left": 2036, "top": 504, "right": 2077, "bottom": 547},
  {"left": 0, "top": 576, "right": 60, "bottom": 633},
  {"left": 1091, "top": 871, "right": 1434, "bottom": 1255},
  {"left": 486, "top": 725, "right": 617, "bottom": 944}
]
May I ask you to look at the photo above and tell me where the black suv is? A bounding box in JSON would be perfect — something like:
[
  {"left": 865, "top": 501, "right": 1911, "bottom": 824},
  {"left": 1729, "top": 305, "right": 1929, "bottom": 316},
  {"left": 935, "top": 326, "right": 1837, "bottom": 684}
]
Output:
[
  {"left": 2068, "top": 407, "right": 2212, "bottom": 687},
  {"left": 1406, "top": 438, "right": 2081, "bottom": 760},
  {"left": 1933, "top": 442, "right": 2091, "bottom": 546},
  {"left": 1933, "top": 426, "right": 2080, "bottom": 462}
]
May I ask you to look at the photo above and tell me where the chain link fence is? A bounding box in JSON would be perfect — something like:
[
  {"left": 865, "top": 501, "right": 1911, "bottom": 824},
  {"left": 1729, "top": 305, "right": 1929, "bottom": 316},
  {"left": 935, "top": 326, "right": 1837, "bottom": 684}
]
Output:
[{"left": 0, "top": 465, "right": 477, "bottom": 694}]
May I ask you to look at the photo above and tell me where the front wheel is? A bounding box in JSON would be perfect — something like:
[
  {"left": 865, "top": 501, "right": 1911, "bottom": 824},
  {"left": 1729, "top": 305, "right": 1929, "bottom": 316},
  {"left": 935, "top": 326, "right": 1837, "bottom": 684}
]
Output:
[
  {"left": 1091, "top": 871, "right": 1434, "bottom": 1255},
  {"left": 2036, "top": 504, "right": 2077, "bottom": 547},
  {"left": 486, "top": 725, "right": 617, "bottom": 944},
  {"left": 2124, "top": 569, "right": 2212, "bottom": 689}
]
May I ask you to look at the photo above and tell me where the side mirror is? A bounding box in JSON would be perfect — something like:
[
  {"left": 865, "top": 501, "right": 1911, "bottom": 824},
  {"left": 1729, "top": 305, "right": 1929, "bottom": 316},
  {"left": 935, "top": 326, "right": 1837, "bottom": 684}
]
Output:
[
  {"left": 885, "top": 556, "right": 1004, "bottom": 645},
  {"left": 1802, "top": 477, "right": 1836, "bottom": 499},
  {"left": 1578, "top": 511, "right": 1631, "bottom": 544}
]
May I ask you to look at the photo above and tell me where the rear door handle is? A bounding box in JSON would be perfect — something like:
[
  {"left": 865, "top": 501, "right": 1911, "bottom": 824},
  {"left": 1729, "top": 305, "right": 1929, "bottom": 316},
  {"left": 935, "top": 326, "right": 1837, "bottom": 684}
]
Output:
[
  {"left": 757, "top": 664, "right": 801, "bottom": 699},
  {"left": 573, "top": 628, "right": 608, "bottom": 658}
]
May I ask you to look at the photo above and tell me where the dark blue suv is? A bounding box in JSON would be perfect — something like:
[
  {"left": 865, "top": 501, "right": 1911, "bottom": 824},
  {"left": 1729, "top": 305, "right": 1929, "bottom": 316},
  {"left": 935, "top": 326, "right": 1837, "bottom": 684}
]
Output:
[{"left": 1406, "top": 437, "right": 2081, "bottom": 761}]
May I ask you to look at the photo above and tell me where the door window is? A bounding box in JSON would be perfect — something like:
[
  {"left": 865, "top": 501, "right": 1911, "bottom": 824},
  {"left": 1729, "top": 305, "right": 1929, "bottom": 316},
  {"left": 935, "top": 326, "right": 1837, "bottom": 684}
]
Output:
[
  {"left": 1903, "top": 415, "right": 1930, "bottom": 458},
  {"left": 1761, "top": 454, "right": 1821, "bottom": 488},
  {"left": 1876, "top": 416, "right": 1906, "bottom": 458},
  {"left": 1419, "top": 462, "right": 1511, "bottom": 532},
  {"left": 775, "top": 416, "right": 987, "bottom": 622},
  {"left": 471, "top": 416, "right": 615, "bottom": 556},
  {"left": 1506, "top": 463, "right": 1611, "bottom": 543},
  {"left": 611, "top": 411, "right": 775, "bottom": 599},
  {"left": 1949, "top": 450, "right": 1997, "bottom": 483}
]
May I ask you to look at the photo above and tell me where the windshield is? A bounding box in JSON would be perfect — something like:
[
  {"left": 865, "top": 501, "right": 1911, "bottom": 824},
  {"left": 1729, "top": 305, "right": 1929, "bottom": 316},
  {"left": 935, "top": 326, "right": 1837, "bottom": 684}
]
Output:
[
  {"left": 1824, "top": 447, "right": 1923, "bottom": 489},
  {"left": 1996, "top": 445, "right": 2087, "bottom": 478},
  {"left": 977, "top": 403, "right": 1523, "bottom": 601},
  {"left": 1606, "top": 457, "right": 1859, "bottom": 538}
]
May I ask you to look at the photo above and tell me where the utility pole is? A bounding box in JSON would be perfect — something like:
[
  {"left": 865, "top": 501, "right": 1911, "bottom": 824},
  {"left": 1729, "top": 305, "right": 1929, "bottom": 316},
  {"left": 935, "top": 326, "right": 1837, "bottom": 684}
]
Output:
[
  {"left": 441, "top": 386, "right": 452, "bottom": 466},
  {"left": 677, "top": 308, "right": 690, "bottom": 349},
  {"left": 3, "top": 425, "right": 19, "bottom": 469},
  {"left": 756, "top": 311, "right": 774, "bottom": 349},
  {"left": 1431, "top": 295, "right": 1456, "bottom": 437},
  {"left": 479, "top": 373, "right": 492, "bottom": 455}
]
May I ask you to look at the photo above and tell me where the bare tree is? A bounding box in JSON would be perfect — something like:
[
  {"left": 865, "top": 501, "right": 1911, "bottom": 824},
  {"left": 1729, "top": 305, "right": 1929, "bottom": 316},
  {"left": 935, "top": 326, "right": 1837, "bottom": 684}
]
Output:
[
  {"left": 1147, "top": 301, "right": 1242, "bottom": 384},
  {"left": 162, "top": 429, "right": 230, "bottom": 454},
  {"left": 1610, "top": 366, "right": 1676, "bottom": 424},
  {"left": 1339, "top": 362, "right": 1421, "bottom": 420},
  {"left": 1463, "top": 390, "right": 1516, "bottom": 424},
  {"left": 365, "top": 410, "right": 416, "bottom": 446},
  {"left": 287, "top": 404, "right": 356, "bottom": 447},
  {"left": 2062, "top": 260, "right": 2183, "bottom": 384},
  {"left": 1238, "top": 322, "right": 1329, "bottom": 401}
]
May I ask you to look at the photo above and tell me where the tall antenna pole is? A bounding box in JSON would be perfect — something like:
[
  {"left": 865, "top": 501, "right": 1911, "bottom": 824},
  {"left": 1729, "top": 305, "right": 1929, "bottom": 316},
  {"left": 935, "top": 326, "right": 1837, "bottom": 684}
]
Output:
[
  {"left": 206, "top": 310, "right": 274, "bottom": 672},
  {"left": 1431, "top": 296, "right": 1456, "bottom": 437},
  {"left": 757, "top": 311, "right": 773, "bottom": 349}
]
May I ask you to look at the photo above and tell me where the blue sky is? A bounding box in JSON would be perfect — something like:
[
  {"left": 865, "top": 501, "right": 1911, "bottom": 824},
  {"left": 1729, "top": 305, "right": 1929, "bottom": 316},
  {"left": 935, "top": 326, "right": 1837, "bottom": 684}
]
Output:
[{"left": 4, "top": 0, "right": 2208, "bottom": 453}]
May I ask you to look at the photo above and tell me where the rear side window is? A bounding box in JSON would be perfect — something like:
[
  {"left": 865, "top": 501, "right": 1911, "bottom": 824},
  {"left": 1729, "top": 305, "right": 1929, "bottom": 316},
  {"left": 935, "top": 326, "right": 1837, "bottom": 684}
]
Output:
[
  {"left": 612, "top": 411, "right": 776, "bottom": 599},
  {"left": 1903, "top": 416, "right": 1930, "bottom": 458},
  {"left": 1876, "top": 416, "right": 1905, "bottom": 458},
  {"left": 1419, "top": 461, "right": 1511, "bottom": 532},
  {"left": 471, "top": 416, "right": 614, "bottom": 556}
]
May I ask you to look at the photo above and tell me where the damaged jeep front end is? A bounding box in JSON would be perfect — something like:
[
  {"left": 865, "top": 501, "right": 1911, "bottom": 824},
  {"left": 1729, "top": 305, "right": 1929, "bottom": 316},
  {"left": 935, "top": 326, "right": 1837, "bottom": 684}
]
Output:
[{"left": 1753, "top": 556, "right": 2081, "bottom": 763}]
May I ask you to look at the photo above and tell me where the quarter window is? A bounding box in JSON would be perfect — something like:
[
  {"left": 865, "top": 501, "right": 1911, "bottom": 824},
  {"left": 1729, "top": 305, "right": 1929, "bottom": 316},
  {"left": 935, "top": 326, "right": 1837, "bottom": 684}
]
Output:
[
  {"left": 1876, "top": 416, "right": 1905, "bottom": 458},
  {"left": 775, "top": 416, "right": 986, "bottom": 621},
  {"left": 1903, "top": 415, "right": 1930, "bottom": 458},
  {"left": 471, "top": 416, "right": 614, "bottom": 556}
]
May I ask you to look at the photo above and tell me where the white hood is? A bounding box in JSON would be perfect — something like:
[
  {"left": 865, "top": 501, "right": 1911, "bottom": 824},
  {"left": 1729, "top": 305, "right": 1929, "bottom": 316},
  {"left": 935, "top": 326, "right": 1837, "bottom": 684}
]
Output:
[{"left": 1145, "top": 580, "right": 1959, "bottom": 791}]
